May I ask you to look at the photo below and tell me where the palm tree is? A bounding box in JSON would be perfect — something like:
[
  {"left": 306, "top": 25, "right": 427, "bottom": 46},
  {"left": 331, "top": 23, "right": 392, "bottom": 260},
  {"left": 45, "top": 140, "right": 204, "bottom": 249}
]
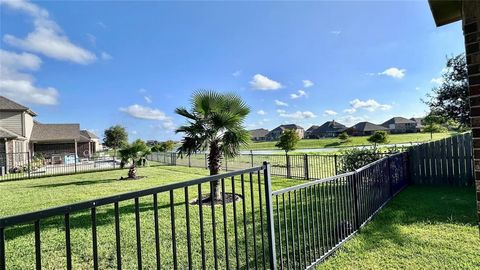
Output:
[{"left": 175, "top": 90, "right": 250, "bottom": 201}]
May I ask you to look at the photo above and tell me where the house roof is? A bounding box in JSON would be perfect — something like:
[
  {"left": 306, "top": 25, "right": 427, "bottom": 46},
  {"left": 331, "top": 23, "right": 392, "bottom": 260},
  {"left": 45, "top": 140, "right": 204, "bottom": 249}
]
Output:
[
  {"left": 277, "top": 124, "right": 304, "bottom": 131},
  {"left": 306, "top": 125, "right": 319, "bottom": 132},
  {"left": 428, "top": 0, "right": 462, "bottom": 27},
  {"left": 349, "top": 122, "right": 388, "bottom": 132},
  {"left": 0, "top": 126, "right": 24, "bottom": 140},
  {"left": 30, "top": 122, "right": 80, "bottom": 142},
  {"left": 0, "top": 96, "right": 37, "bottom": 116},
  {"left": 249, "top": 128, "right": 269, "bottom": 138},
  {"left": 410, "top": 117, "right": 425, "bottom": 127},
  {"left": 312, "top": 121, "right": 346, "bottom": 134},
  {"left": 80, "top": 130, "right": 99, "bottom": 140},
  {"left": 382, "top": 117, "right": 416, "bottom": 126}
]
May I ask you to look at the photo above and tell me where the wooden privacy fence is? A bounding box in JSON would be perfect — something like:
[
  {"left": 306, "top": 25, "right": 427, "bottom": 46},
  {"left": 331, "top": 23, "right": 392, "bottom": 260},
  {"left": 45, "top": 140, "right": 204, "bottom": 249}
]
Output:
[{"left": 408, "top": 132, "right": 474, "bottom": 186}]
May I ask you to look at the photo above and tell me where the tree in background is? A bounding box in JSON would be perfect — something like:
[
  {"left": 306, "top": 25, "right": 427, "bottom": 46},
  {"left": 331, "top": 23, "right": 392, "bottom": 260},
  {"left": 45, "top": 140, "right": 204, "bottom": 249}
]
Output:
[
  {"left": 175, "top": 90, "right": 250, "bottom": 201},
  {"left": 367, "top": 131, "right": 388, "bottom": 149},
  {"left": 424, "top": 54, "right": 469, "bottom": 128},
  {"left": 276, "top": 129, "right": 300, "bottom": 153},
  {"left": 338, "top": 132, "right": 350, "bottom": 143},
  {"left": 151, "top": 140, "right": 175, "bottom": 152},
  {"left": 103, "top": 125, "right": 128, "bottom": 157},
  {"left": 424, "top": 112, "right": 449, "bottom": 139}
]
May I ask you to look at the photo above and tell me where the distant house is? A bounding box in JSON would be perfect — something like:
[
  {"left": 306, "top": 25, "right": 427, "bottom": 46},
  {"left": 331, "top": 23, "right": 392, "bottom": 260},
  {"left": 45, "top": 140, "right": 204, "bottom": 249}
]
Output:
[
  {"left": 305, "top": 125, "right": 320, "bottom": 139},
  {"left": 249, "top": 128, "right": 269, "bottom": 141},
  {"left": 266, "top": 124, "right": 304, "bottom": 141},
  {"left": 346, "top": 121, "right": 389, "bottom": 136},
  {"left": 0, "top": 96, "right": 99, "bottom": 171},
  {"left": 410, "top": 117, "right": 425, "bottom": 132},
  {"left": 308, "top": 121, "right": 346, "bottom": 138},
  {"left": 381, "top": 117, "right": 417, "bottom": 134}
]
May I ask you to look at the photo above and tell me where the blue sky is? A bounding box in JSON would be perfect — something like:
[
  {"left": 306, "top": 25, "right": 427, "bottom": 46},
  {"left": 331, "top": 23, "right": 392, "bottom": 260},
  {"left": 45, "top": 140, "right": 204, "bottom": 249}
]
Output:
[{"left": 0, "top": 0, "right": 465, "bottom": 141}]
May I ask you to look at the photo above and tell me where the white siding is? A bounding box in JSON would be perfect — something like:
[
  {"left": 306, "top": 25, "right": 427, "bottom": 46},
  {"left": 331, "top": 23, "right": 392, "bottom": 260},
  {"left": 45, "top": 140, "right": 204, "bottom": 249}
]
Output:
[
  {"left": 0, "top": 111, "right": 22, "bottom": 135},
  {"left": 24, "top": 113, "right": 34, "bottom": 139}
]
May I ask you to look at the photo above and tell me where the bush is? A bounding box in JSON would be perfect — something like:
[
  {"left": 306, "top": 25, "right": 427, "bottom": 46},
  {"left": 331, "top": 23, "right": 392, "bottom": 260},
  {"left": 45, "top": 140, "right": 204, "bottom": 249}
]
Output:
[
  {"left": 338, "top": 148, "right": 381, "bottom": 173},
  {"left": 367, "top": 131, "right": 388, "bottom": 147},
  {"left": 338, "top": 132, "right": 350, "bottom": 143}
]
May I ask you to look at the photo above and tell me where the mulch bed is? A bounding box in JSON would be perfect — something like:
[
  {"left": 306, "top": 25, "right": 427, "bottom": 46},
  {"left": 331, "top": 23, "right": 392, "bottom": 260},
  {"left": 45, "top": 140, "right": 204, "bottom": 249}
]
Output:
[{"left": 190, "top": 193, "right": 242, "bottom": 206}]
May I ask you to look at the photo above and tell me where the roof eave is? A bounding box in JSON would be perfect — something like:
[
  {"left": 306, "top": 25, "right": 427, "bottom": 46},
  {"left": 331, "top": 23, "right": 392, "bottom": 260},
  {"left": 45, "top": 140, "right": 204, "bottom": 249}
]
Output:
[{"left": 428, "top": 0, "right": 462, "bottom": 27}]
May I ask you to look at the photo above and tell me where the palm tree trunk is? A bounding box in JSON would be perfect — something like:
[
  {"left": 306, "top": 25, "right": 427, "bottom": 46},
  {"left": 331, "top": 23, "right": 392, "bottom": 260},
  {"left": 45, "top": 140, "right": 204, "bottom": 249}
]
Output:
[{"left": 208, "top": 141, "right": 222, "bottom": 201}]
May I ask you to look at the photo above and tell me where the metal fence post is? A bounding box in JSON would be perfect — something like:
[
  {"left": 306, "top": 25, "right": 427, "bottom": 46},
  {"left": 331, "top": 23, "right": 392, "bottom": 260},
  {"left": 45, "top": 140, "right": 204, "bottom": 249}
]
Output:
[
  {"left": 352, "top": 172, "right": 361, "bottom": 230},
  {"left": 304, "top": 154, "right": 309, "bottom": 180},
  {"left": 205, "top": 153, "right": 208, "bottom": 169},
  {"left": 188, "top": 155, "right": 191, "bottom": 167},
  {"left": 74, "top": 153, "right": 77, "bottom": 174},
  {"left": 250, "top": 150, "right": 254, "bottom": 168},
  {"left": 27, "top": 152, "right": 31, "bottom": 179},
  {"left": 263, "top": 161, "right": 277, "bottom": 270},
  {"left": 286, "top": 153, "right": 291, "bottom": 179},
  {"left": 334, "top": 154, "right": 338, "bottom": 175}
]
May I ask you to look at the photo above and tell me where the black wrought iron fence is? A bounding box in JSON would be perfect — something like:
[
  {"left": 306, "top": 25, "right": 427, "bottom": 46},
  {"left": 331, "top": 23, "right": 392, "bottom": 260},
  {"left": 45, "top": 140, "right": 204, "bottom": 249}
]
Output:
[
  {"left": 147, "top": 152, "right": 392, "bottom": 181},
  {"left": 271, "top": 152, "right": 408, "bottom": 269},
  {"left": 0, "top": 164, "right": 275, "bottom": 270}
]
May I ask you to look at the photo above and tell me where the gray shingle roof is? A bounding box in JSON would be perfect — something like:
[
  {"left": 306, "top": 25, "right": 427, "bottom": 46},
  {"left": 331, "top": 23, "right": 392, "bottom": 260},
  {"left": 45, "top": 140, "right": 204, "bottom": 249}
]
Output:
[
  {"left": 313, "top": 121, "right": 346, "bottom": 134},
  {"left": 350, "top": 122, "right": 388, "bottom": 132},
  {"left": 0, "top": 127, "right": 23, "bottom": 139},
  {"left": 306, "top": 125, "right": 320, "bottom": 132},
  {"left": 30, "top": 122, "right": 80, "bottom": 142},
  {"left": 0, "top": 96, "right": 37, "bottom": 116},
  {"left": 80, "top": 130, "right": 99, "bottom": 140},
  {"left": 249, "top": 128, "right": 269, "bottom": 138},
  {"left": 382, "top": 117, "right": 416, "bottom": 126}
]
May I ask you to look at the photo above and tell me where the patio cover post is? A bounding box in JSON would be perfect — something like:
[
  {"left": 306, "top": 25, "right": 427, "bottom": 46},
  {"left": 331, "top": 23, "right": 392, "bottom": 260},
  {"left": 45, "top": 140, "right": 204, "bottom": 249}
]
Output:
[{"left": 429, "top": 0, "right": 480, "bottom": 231}]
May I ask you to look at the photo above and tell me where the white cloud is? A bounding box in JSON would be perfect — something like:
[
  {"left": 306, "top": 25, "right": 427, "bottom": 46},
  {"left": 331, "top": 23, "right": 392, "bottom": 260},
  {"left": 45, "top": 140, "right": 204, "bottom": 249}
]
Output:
[
  {"left": 232, "top": 70, "right": 242, "bottom": 77},
  {"left": 100, "top": 51, "right": 112, "bottom": 60},
  {"left": 302, "top": 80, "right": 314, "bottom": 88},
  {"left": 378, "top": 67, "right": 406, "bottom": 79},
  {"left": 349, "top": 98, "right": 392, "bottom": 112},
  {"left": 276, "top": 109, "right": 286, "bottom": 114},
  {"left": 323, "top": 110, "right": 338, "bottom": 116},
  {"left": 330, "top": 30, "right": 341, "bottom": 35},
  {"left": 144, "top": 96, "right": 152, "bottom": 104},
  {"left": 290, "top": 90, "right": 307, "bottom": 99},
  {"left": 86, "top": 33, "right": 96, "bottom": 46},
  {"left": 1, "top": 0, "right": 96, "bottom": 64},
  {"left": 431, "top": 77, "right": 443, "bottom": 85},
  {"left": 415, "top": 86, "right": 421, "bottom": 91},
  {"left": 257, "top": 110, "right": 267, "bottom": 115},
  {"left": 250, "top": 74, "right": 282, "bottom": 90},
  {"left": 279, "top": 111, "right": 317, "bottom": 119},
  {"left": 343, "top": 108, "right": 356, "bottom": 114},
  {"left": 275, "top": 99, "right": 288, "bottom": 107},
  {"left": 0, "top": 49, "right": 58, "bottom": 105},
  {"left": 340, "top": 115, "right": 366, "bottom": 126},
  {"left": 138, "top": 88, "right": 147, "bottom": 93},
  {"left": 120, "top": 104, "right": 171, "bottom": 121},
  {"left": 97, "top": 21, "right": 107, "bottom": 29}
]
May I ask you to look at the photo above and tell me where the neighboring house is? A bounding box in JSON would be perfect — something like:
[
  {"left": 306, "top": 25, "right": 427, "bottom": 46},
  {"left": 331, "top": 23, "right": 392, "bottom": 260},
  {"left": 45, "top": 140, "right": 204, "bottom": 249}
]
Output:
[
  {"left": 305, "top": 125, "right": 319, "bottom": 139},
  {"left": 410, "top": 117, "right": 425, "bottom": 132},
  {"left": 0, "top": 96, "right": 99, "bottom": 171},
  {"left": 266, "top": 124, "right": 304, "bottom": 141},
  {"left": 249, "top": 128, "right": 269, "bottom": 141},
  {"left": 381, "top": 117, "right": 417, "bottom": 134},
  {"left": 308, "top": 121, "right": 347, "bottom": 138},
  {"left": 346, "top": 122, "right": 389, "bottom": 136}
]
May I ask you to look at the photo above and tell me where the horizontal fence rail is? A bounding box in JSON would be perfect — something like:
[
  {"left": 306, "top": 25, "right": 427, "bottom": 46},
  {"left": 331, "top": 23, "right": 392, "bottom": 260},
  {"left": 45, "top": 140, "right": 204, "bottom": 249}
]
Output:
[
  {"left": 0, "top": 165, "right": 276, "bottom": 270},
  {"left": 271, "top": 152, "right": 408, "bottom": 269},
  {"left": 409, "top": 132, "right": 474, "bottom": 186},
  {"left": 0, "top": 151, "right": 122, "bottom": 182}
]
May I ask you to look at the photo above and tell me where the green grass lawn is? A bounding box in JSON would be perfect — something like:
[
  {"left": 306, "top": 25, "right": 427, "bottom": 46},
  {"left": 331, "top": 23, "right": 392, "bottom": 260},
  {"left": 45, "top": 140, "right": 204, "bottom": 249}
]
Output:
[
  {"left": 244, "top": 132, "right": 456, "bottom": 151},
  {"left": 0, "top": 165, "right": 306, "bottom": 269},
  {"left": 317, "top": 186, "right": 480, "bottom": 270}
]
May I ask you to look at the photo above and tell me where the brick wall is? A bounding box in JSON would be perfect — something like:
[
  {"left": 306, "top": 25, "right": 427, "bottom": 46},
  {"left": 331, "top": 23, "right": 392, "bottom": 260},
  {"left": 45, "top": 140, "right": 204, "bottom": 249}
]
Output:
[{"left": 462, "top": 0, "right": 480, "bottom": 226}]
